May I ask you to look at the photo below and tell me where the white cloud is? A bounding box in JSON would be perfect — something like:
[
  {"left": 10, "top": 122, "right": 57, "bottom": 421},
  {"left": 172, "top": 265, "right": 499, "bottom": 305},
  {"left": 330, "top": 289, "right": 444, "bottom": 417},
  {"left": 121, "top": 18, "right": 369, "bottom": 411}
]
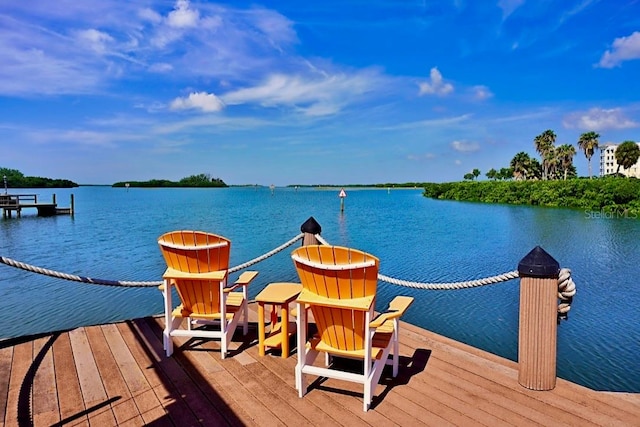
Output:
[
  {"left": 451, "top": 140, "right": 480, "bottom": 153},
  {"left": 138, "top": 8, "right": 162, "bottom": 24},
  {"left": 418, "top": 67, "right": 454, "bottom": 96},
  {"left": 598, "top": 31, "right": 640, "bottom": 68},
  {"left": 472, "top": 85, "right": 493, "bottom": 100},
  {"left": 170, "top": 92, "right": 225, "bottom": 112},
  {"left": 222, "top": 71, "right": 379, "bottom": 116},
  {"left": 498, "top": 0, "right": 525, "bottom": 19},
  {"left": 75, "top": 29, "right": 114, "bottom": 54},
  {"left": 562, "top": 108, "right": 638, "bottom": 131},
  {"left": 167, "top": 0, "right": 200, "bottom": 28},
  {"left": 455, "top": 159, "right": 462, "bottom": 166}
]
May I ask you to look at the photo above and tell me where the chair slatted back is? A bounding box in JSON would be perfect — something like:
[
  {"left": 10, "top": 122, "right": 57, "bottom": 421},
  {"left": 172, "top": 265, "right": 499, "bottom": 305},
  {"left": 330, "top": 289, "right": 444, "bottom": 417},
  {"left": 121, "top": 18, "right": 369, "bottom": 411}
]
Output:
[
  {"left": 292, "top": 245, "right": 379, "bottom": 352},
  {"left": 158, "top": 230, "right": 231, "bottom": 315}
]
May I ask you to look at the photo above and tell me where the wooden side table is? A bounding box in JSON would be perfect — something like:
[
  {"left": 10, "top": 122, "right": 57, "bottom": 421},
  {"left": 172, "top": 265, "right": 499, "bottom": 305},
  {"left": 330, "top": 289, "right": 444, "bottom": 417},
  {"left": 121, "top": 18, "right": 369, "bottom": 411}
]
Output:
[{"left": 255, "top": 282, "right": 302, "bottom": 358}]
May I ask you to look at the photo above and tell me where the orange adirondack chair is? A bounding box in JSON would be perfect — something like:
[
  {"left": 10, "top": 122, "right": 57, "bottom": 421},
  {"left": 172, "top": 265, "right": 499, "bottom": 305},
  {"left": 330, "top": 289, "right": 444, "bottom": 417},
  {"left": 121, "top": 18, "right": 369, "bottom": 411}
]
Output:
[
  {"left": 291, "top": 245, "right": 414, "bottom": 411},
  {"left": 158, "top": 230, "right": 258, "bottom": 359}
]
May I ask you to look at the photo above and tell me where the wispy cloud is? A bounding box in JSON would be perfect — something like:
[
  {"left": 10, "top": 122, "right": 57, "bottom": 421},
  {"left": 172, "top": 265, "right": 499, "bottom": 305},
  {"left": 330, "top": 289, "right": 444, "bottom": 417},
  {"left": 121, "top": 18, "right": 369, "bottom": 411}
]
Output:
[
  {"left": 221, "top": 71, "right": 381, "bottom": 116},
  {"left": 563, "top": 107, "right": 639, "bottom": 130},
  {"left": 407, "top": 153, "right": 437, "bottom": 161},
  {"left": 598, "top": 31, "right": 640, "bottom": 68},
  {"left": 418, "top": 67, "right": 454, "bottom": 96},
  {"left": 451, "top": 140, "right": 480, "bottom": 153},
  {"left": 498, "top": 0, "right": 525, "bottom": 19},
  {"left": 377, "top": 114, "right": 472, "bottom": 131}
]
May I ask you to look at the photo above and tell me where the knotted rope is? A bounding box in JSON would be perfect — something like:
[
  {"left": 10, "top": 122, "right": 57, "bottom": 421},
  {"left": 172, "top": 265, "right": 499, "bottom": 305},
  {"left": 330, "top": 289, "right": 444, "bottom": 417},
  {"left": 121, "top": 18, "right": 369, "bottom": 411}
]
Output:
[
  {"left": 313, "top": 234, "right": 575, "bottom": 317},
  {"left": 0, "top": 232, "right": 304, "bottom": 288},
  {"left": 557, "top": 268, "right": 576, "bottom": 319}
]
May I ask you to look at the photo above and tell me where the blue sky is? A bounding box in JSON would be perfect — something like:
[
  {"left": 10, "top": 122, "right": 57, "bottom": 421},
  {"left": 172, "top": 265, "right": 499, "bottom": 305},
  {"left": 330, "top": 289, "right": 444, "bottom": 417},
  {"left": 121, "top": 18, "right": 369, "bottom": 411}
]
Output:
[{"left": 1, "top": 0, "right": 639, "bottom": 186}]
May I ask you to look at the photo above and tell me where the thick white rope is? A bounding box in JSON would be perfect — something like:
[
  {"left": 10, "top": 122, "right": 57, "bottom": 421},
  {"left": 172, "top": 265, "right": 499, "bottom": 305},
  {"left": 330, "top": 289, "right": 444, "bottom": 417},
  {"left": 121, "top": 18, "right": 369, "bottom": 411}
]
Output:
[
  {"left": 228, "top": 233, "right": 303, "bottom": 273},
  {"left": 314, "top": 234, "right": 575, "bottom": 316},
  {"left": 0, "top": 231, "right": 576, "bottom": 317},
  {"left": 0, "top": 233, "right": 304, "bottom": 288},
  {"left": 314, "top": 234, "right": 520, "bottom": 289}
]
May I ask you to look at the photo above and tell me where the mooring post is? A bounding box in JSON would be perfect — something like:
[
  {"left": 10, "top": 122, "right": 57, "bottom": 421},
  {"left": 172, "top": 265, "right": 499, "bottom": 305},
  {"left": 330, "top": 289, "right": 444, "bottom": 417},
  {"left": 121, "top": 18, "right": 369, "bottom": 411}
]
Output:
[
  {"left": 300, "top": 217, "right": 321, "bottom": 246},
  {"left": 53, "top": 194, "right": 56, "bottom": 205},
  {"left": 517, "top": 246, "right": 559, "bottom": 390},
  {"left": 70, "top": 194, "right": 75, "bottom": 217}
]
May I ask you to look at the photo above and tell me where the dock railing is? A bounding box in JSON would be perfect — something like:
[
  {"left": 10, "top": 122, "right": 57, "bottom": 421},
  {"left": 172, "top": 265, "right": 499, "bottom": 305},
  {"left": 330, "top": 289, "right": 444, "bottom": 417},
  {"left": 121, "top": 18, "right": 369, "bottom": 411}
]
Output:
[{"left": 0, "top": 216, "right": 576, "bottom": 391}]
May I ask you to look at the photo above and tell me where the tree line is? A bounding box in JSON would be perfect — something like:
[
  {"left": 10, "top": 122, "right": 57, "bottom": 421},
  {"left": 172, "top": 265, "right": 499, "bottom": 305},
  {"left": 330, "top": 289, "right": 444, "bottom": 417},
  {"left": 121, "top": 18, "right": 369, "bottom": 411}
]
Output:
[
  {"left": 464, "top": 130, "right": 640, "bottom": 181},
  {"left": 112, "top": 173, "right": 227, "bottom": 188},
  {"left": 0, "top": 167, "right": 79, "bottom": 188}
]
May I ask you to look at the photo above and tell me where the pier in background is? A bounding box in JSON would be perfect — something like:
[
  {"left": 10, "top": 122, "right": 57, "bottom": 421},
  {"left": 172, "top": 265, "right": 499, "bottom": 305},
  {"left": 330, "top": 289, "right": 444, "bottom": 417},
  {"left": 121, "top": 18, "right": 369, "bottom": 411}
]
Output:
[{"left": 0, "top": 193, "right": 74, "bottom": 218}]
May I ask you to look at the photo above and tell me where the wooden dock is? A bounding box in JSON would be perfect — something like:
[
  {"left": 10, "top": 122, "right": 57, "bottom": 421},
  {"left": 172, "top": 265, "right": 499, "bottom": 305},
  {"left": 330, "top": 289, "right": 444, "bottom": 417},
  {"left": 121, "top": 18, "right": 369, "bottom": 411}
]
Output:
[
  {"left": 0, "top": 194, "right": 73, "bottom": 218},
  {"left": 1, "top": 304, "right": 638, "bottom": 426}
]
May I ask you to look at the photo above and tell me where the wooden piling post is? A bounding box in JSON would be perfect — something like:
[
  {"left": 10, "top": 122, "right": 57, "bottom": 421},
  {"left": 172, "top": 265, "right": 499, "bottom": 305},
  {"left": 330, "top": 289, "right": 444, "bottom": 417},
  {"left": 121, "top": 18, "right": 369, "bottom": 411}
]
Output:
[
  {"left": 300, "top": 217, "right": 321, "bottom": 246},
  {"left": 53, "top": 194, "right": 56, "bottom": 205},
  {"left": 517, "top": 246, "right": 559, "bottom": 390},
  {"left": 70, "top": 194, "right": 75, "bottom": 217}
]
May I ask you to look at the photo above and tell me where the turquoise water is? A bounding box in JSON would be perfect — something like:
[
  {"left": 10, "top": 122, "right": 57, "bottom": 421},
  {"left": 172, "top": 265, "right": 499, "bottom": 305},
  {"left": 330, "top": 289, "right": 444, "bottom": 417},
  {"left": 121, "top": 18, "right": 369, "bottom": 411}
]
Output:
[{"left": 1, "top": 186, "right": 639, "bottom": 392}]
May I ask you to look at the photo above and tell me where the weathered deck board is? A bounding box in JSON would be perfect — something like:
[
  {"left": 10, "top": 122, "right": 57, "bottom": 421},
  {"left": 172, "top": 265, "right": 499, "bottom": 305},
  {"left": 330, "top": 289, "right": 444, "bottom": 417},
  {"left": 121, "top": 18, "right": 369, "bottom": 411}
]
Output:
[{"left": 1, "top": 304, "right": 639, "bottom": 427}]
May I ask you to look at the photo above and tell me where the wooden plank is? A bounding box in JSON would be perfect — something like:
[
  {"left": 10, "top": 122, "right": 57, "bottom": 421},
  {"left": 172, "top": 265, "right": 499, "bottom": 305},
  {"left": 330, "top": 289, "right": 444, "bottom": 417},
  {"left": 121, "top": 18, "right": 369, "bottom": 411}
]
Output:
[
  {"left": 222, "top": 355, "right": 313, "bottom": 427},
  {"left": 140, "top": 323, "right": 226, "bottom": 425},
  {"left": 32, "top": 335, "right": 60, "bottom": 426},
  {"left": 399, "top": 328, "right": 614, "bottom": 426},
  {"left": 168, "top": 332, "right": 254, "bottom": 426},
  {"left": 52, "top": 331, "right": 87, "bottom": 425},
  {"left": 115, "top": 321, "right": 172, "bottom": 425},
  {"left": 125, "top": 318, "right": 198, "bottom": 425},
  {"left": 0, "top": 346, "right": 12, "bottom": 427},
  {"left": 5, "top": 340, "right": 32, "bottom": 427},
  {"left": 101, "top": 324, "right": 150, "bottom": 393},
  {"left": 68, "top": 328, "right": 108, "bottom": 405},
  {"left": 85, "top": 325, "right": 140, "bottom": 425},
  {"left": 254, "top": 348, "right": 372, "bottom": 427},
  {"left": 2, "top": 315, "right": 639, "bottom": 427}
]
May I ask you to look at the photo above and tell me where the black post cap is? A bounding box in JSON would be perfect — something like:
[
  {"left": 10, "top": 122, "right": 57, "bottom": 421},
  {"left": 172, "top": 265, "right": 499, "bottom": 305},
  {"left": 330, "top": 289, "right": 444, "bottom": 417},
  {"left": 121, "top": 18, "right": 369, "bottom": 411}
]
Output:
[
  {"left": 300, "top": 216, "right": 321, "bottom": 234},
  {"left": 518, "top": 246, "right": 560, "bottom": 278}
]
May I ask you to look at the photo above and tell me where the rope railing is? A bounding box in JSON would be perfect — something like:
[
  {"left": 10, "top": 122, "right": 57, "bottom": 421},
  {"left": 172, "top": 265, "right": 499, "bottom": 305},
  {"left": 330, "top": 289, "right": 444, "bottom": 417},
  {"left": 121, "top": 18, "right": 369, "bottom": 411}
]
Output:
[
  {"left": 0, "top": 230, "right": 575, "bottom": 317},
  {"left": 0, "top": 232, "right": 304, "bottom": 288},
  {"left": 314, "top": 234, "right": 576, "bottom": 317}
]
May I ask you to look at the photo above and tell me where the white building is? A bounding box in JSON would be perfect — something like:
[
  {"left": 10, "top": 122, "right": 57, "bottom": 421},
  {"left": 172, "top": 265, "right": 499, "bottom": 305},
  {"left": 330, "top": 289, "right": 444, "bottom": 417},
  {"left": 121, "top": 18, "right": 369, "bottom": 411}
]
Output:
[{"left": 599, "top": 142, "right": 640, "bottom": 178}]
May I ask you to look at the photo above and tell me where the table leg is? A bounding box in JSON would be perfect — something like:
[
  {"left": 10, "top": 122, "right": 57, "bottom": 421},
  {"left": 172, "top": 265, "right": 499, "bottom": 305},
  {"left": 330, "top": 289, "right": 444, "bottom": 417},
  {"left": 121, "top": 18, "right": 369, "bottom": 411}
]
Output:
[
  {"left": 258, "top": 302, "right": 265, "bottom": 356},
  {"left": 281, "top": 303, "right": 289, "bottom": 358}
]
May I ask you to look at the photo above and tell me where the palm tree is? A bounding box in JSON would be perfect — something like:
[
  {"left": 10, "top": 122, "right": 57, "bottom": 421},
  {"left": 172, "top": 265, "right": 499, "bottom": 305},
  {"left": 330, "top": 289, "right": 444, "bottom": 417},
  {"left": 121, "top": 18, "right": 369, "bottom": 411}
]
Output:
[
  {"left": 534, "top": 130, "right": 556, "bottom": 180},
  {"left": 615, "top": 141, "right": 640, "bottom": 175},
  {"left": 510, "top": 152, "right": 532, "bottom": 180},
  {"left": 556, "top": 144, "right": 577, "bottom": 180},
  {"left": 577, "top": 131, "right": 600, "bottom": 178}
]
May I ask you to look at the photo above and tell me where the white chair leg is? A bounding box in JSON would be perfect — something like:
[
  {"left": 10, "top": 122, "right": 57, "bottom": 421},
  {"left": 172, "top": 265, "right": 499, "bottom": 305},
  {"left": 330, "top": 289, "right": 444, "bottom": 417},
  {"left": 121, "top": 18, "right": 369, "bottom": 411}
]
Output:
[
  {"left": 165, "top": 331, "right": 173, "bottom": 357},
  {"left": 363, "top": 380, "right": 373, "bottom": 412}
]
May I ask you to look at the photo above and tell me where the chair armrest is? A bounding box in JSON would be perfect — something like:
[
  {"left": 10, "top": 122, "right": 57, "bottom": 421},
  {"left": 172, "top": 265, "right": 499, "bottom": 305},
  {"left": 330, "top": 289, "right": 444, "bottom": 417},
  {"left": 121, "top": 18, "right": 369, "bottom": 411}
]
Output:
[
  {"left": 370, "top": 296, "right": 414, "bottom": 328},
  {"left": 224, "top": 270, "right": 259, "bottom": 292},
  {"left": 162, "top": 267, "right": 227, "bottom": 281},
  {"left": 236, "top": 270, "right": 259, "bottom": 285}
]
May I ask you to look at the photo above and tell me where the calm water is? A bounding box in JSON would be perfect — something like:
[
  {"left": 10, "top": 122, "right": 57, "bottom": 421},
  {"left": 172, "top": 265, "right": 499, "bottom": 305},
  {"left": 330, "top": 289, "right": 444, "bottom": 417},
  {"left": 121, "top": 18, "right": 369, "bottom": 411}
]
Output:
[{"left": 1, "top": 186, "right": 639, "bottom": 392}]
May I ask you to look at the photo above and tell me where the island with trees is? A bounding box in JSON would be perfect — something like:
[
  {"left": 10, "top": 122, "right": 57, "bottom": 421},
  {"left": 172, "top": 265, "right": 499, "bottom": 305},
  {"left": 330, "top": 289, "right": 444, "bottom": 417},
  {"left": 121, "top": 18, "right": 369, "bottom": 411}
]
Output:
[
  {"left": 0, "top": 167, "right": 79, "bottom": 188},
  {"left": 423, "top": 130, "right": 640, "bottom": 214},
  {"left": 112, "top": 173, "right": 227, "bottom": 188}
]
